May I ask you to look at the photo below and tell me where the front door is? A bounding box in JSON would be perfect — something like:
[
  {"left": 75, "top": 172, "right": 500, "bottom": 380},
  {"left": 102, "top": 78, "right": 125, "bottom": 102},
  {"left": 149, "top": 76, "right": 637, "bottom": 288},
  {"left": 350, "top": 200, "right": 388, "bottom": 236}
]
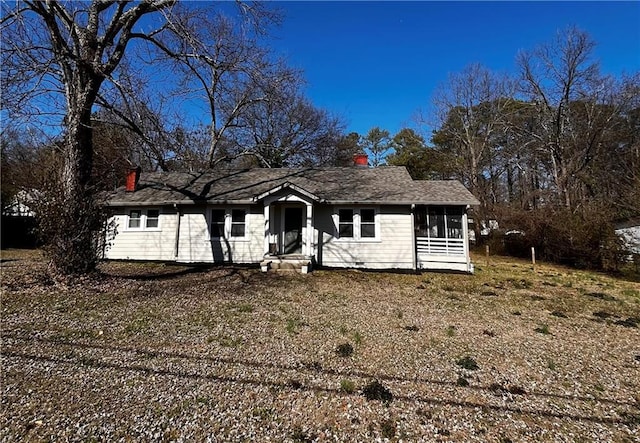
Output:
[{"left": 283, "top": 207, "right": 303, "bottom": 254}]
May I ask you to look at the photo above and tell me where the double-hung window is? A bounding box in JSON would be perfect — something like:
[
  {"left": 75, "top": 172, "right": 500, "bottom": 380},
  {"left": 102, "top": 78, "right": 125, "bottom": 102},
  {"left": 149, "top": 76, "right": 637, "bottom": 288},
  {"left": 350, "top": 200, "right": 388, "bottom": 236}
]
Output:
[
  {"left": 128, "top": 210, "right": 142, "bottom": 229},
  {"left": 231, "top": 209, "right": 246, "bottom": 237},
  {"left": 360, "top": 209, "right": 376, "bottom": 238},
  {"left": 338, "top": 209, "right": 354, "bottom": 238},
  {"left": 146, "top": 209, "right": 160, "bottom": 228},
  {"left": 127, "top": 209, "right": 160, "bottom": 230},
  {"left": 210, "top": 208, "right": 247, "bottom": 239},
  {"left": 211, "top": 209, "right": 226, "bottom": 238},
  {"left": 335, "top": 207, "right": 378, "bottom": 240}
]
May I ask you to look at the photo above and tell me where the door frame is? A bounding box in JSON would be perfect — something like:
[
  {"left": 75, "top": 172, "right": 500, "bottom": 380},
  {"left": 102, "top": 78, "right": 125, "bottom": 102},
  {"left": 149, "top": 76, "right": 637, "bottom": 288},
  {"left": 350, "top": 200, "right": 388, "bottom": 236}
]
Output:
[{"left": 280, "top": 204, "right": 304, "bottom": 254}]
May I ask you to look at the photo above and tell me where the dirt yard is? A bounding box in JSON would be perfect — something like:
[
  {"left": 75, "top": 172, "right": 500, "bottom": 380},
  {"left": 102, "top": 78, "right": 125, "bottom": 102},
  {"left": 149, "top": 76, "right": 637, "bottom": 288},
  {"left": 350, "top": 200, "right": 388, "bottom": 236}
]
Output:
[{"left": 1, "top": 249, "right": 639, "bottom": 442}]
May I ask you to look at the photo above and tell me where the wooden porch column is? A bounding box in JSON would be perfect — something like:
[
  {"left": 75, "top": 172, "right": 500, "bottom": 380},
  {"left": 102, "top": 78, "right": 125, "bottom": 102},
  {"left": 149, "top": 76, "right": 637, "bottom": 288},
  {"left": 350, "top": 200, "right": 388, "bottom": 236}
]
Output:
[
  {"left": 306, "top": 203, "right": 313, "bottom": 257},
  {"left": 463, "top": 206, "right": 471, "bottom": 272},
  {"left": 410, "top": 204, "right": 417, "bottom": 270},
  {"left": 264, "top": 204, "right": 270, "bottom": 256}
]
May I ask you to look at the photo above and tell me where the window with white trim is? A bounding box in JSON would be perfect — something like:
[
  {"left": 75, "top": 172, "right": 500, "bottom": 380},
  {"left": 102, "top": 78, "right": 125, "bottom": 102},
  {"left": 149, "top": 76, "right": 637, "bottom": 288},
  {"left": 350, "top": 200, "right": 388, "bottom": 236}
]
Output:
[
  {"left": 128, "top": 210, "right": 142, "bottom": 229},
  {"left": 210, "top": 209, "right": 226, "bottom": 238},
  {"left": 335, "top": 207, "right": 379, "bottom": 240},
  {"left": 338, "top": 209, "right": 354, "bottom": 238},
  {"left": 360, "top": 208, "right": 376, "bottom": 238},
  {"left": 146, "top": 209, "right": 159, "bottom": 228},
  {"left": 127, "top": 208, "right": 161, "bottom": 230},
  {"left": 231, "top": 209, "right": 246, "bottom": 237},
  {"left": 209, "top": 208, "right": 248, "bottom": 239}
]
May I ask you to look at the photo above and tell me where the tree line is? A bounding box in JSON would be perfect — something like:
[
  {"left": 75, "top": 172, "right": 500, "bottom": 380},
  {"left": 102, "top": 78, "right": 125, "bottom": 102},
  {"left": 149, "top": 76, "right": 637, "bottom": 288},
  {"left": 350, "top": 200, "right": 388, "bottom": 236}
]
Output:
[
  {"left": 396, "top": 28, "right": 639, "bottom": 269},
  {"left": 1, "top": 1, "right": 638, "bottom": 275}
]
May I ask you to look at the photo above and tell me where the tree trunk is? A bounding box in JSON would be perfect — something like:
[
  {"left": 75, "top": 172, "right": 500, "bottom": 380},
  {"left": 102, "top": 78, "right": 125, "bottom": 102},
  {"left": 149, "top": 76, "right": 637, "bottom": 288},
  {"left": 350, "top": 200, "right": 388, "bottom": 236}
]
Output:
[
  {"left": 506, "top": 162, "right": 514, "bottom": 203},
  {"left": 63, "top": 109, "right": 94, "bottom": 199},
  {"left": 49, "top": 88, "right": 102, "bottom": 275}
]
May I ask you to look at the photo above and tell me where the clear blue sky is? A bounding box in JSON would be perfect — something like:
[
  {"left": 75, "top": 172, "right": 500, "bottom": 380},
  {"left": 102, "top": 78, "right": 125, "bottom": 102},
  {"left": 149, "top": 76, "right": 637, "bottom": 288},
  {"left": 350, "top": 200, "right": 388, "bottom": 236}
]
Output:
[{"left": 267, "top": 1, "right": 640, "bottom": 136}]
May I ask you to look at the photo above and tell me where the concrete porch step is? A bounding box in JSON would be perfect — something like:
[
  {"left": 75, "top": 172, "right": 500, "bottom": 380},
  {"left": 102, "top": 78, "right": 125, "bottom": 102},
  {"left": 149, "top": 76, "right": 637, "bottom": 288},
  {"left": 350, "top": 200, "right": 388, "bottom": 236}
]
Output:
[{"left": 260, "top": 257, "right": 312, "bottom": 273}]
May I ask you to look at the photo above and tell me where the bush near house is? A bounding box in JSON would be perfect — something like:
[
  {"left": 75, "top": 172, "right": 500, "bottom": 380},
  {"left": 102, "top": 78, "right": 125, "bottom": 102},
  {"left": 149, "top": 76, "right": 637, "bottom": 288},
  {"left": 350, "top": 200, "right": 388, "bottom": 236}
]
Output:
[{"left": 494, "top": 206, "right": 629, "bottom": 271}]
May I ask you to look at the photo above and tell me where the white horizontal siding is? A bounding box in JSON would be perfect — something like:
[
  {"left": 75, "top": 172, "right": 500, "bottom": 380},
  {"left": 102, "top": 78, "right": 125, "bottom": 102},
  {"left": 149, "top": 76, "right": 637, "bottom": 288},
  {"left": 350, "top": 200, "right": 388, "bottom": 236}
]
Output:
[
  {"left": 177, "top": 206, "right": 264, "bottom": 263},
  {"left": 417, "top": 254, "right": 468, "bottom": 264},
  {"left": 104, "top": 210, "right": 177, "bottom": 261},
  {"left": 314, "top": 205, "right": 414, "bottom": 269},
  {"left": 104, "top": 202, "right": 472, "bottom": 272},
  {"left": 418, "top": 260, "right": 471, "bottom": 272}
]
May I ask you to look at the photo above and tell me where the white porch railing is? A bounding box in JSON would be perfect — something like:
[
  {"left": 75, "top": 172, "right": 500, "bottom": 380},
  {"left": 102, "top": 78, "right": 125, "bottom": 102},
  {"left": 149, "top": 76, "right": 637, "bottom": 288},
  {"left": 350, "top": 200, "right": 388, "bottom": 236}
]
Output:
[{"left": 416, "top": 237, "right": 465, "bottom": 256}]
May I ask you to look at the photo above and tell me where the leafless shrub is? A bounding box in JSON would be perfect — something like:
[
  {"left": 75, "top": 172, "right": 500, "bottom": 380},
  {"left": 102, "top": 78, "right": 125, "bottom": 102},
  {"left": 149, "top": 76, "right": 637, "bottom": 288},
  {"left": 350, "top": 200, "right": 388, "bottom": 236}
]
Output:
[{"left": 500, "top": 205, "right": 628, "bottom": 271}]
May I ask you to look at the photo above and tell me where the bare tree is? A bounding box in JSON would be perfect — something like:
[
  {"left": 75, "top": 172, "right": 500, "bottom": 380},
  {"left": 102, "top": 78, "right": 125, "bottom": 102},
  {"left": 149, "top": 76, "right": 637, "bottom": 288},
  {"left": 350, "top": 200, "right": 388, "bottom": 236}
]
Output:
[
  {"left": 235, "top": 89, "right": 345, "bottom": 167},
  {"left": 422, "top": 28, "right": 638, "bottom": 267},
  {"left": 583, "top": 76, "right": 640, "bottom": 216},
  {"left": 431, "top": 64, "right": 514, "bottom": 197},
  {"left": 93, "top": 62, "right": 183, "bottom": 173},
  {"left": 430, "top": 64, "right": 515, "bottom": 239},
  {"left": 516, "top": 26, "right": 636, "bottom": 210},
  {"left": 134, "top": 6, "right": 301, "bottom": 167},
  {"left": 1, "top": 0, "right": 175, "bottom": 275}
]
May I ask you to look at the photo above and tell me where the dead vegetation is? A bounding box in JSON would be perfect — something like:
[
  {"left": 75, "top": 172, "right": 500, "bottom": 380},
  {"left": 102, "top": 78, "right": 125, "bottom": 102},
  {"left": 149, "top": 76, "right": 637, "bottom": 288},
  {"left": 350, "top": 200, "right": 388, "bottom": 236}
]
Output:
[{"left": 1, "top": 249, "right": 639, "bottom": 442}]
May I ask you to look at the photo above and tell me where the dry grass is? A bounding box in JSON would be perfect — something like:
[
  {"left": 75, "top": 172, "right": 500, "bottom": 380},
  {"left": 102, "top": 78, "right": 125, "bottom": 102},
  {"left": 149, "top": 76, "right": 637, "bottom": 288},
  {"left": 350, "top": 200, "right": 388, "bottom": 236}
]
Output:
[{"left": 1, "top": 249, "right": 639, "bottom": 442}]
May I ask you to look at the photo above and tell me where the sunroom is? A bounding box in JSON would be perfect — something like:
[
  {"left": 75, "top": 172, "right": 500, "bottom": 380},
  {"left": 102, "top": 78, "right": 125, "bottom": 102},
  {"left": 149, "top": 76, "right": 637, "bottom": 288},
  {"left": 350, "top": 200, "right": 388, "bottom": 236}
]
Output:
[{"left": 414, "top": 205, "right": 472, "bottom": 273}]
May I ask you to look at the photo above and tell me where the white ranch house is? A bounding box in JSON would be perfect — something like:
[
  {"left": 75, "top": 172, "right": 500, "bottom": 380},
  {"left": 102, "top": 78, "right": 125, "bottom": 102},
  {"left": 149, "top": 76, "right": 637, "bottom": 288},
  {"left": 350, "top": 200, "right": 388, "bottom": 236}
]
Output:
[{"left": 104, "top": 165, "right": 479, "bottom": 273}]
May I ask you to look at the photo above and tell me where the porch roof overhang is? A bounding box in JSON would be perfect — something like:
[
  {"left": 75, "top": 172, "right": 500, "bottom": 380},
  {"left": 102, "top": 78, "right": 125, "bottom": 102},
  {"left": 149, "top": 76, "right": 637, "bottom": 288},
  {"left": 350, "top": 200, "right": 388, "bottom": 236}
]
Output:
[{"left": 254, "top": 182, "right": 322, "bottom": 203}]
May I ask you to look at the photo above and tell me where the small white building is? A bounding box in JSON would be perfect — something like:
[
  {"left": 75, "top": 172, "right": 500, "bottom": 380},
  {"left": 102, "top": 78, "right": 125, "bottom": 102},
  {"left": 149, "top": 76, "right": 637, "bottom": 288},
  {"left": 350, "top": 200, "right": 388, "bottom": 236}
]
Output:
[
  {"left": 103, "top": 164, "right": 479, "bottom": 273},
  {"left": 3, "top": 189, "right": 36, "bottom": 217},
  {"left": 615, "top": 218, "right": 640, "bottom": 256}
]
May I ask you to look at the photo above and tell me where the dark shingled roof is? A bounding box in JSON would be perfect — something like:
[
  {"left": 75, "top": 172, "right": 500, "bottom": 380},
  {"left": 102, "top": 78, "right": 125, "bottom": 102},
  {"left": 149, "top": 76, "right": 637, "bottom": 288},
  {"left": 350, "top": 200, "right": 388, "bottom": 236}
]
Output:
[{"left": 106, "top": 167, "right": 479, "bottom": 206}]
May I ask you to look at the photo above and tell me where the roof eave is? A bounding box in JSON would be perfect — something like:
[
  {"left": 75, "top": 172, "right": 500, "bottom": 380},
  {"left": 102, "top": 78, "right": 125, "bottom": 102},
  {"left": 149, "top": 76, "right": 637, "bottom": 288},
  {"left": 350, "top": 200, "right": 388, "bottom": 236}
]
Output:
[
  {"left": 105, "top": 200, "right": 190, "bottom": 207},
  {"left": 106, "top": 199, "right": 257, "bottom": 207},
  {"left": 417, "top": 200, "right": 480, "bottom": 206},
  {"left": 325, "top": 200, "right": 479, "bottom": 206}
]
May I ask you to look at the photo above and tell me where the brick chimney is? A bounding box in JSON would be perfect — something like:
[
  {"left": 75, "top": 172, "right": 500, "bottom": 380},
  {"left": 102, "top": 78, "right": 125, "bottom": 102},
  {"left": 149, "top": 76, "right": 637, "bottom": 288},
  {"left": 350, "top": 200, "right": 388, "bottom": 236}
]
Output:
[
  {"left": 125, "top": 166, "right": 141, "bottom": 192},
  {"left": 353, "top": 153, "right": 368, "bottom": 167}
]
